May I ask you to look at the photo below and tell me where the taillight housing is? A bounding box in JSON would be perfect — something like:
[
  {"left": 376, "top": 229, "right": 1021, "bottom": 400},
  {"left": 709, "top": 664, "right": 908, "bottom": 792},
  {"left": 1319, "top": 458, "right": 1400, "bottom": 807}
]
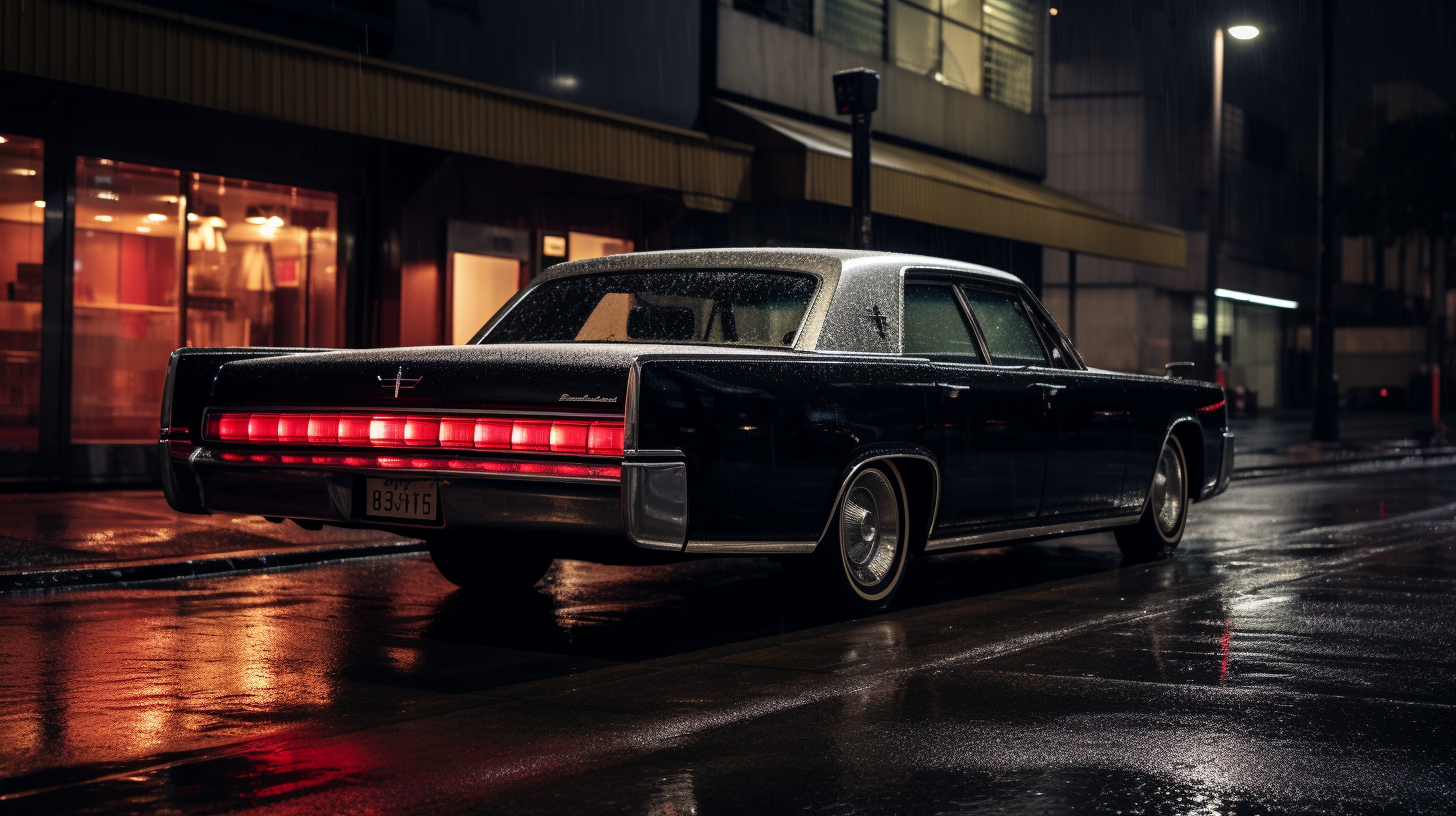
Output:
[{"left": 204, "top": 410, "right": 627, "bottom": 457}]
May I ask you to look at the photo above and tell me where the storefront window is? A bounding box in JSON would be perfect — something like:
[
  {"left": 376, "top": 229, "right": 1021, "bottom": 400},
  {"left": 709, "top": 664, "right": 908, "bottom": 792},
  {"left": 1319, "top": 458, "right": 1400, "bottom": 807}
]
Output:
[
  {"left": 72, "top": 159, "right": 183, "bottom": 444},
  {"left": 0, "top": 134, "right": 44, "bottom": 453},
  {"left": 186, "top": 174, "right": 340, "bottom": 348},
  {"left": 72, "top": 160, "right": 342, "bottom": 444}
]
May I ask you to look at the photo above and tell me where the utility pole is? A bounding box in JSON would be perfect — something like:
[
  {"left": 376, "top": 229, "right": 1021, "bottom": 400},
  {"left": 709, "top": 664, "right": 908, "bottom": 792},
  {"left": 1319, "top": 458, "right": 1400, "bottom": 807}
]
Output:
[
  {"left": 1312, "top": 0, "right": 1340, "bottom": 440},
  {"left": 832, "top": 68, "right": 879, "bottom": 250},
  {"left": 1204, "top": 27, "right": 1226, "bottom": 384}
]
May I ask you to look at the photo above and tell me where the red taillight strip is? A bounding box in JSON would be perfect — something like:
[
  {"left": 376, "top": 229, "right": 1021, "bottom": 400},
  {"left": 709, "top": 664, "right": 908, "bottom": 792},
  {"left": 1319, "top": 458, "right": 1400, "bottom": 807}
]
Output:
[
  {"left": 214, "top": 451, "right": 622, "bottom": 481},
  {"left": 204, "top": 411, "right": 626, "bottom": 457},
  {"left": 1196, "top": 399, "right": 1227, "bottom": 414}
]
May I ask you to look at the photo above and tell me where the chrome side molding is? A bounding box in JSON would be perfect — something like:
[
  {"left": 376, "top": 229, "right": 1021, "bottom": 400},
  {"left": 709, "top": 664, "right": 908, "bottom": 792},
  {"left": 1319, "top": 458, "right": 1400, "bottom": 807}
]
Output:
[
  {"left": 924, "top": 513, "right": 1141, "bottom": 552},
  {"left": 684, "top": 539, "right": 817, "bottom": 554},
  {"left": 622, "top": 461, "right": 689, "bottom": 551}
]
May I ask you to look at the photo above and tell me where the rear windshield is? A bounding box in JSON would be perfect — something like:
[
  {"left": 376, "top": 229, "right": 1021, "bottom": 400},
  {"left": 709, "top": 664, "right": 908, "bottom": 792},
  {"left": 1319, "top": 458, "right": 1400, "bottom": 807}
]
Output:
[{"left": 481, "top": 270, "right": 818, "bottom": 348}]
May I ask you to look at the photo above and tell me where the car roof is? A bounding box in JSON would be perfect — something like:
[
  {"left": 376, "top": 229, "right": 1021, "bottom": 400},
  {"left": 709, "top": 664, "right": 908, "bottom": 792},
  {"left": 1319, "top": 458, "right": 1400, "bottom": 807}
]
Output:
[{"left": 534, "top": 247, "right": 1025, "bottom": 287}]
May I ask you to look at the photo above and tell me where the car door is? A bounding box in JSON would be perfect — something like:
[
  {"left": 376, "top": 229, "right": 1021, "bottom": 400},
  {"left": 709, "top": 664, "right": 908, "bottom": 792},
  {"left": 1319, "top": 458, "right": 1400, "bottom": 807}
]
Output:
[
  {"left": 904, "top": 280, "right": 1046, "bottom": 528},
  {"left": 1017, "top": 300, "right": 1132, "bottom": 518}
]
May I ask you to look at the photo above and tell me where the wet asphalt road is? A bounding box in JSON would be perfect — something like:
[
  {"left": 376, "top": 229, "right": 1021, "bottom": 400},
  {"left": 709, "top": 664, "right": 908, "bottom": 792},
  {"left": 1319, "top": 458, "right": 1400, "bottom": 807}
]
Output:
[{"left": 2, "top": 465, "right": 1456, "bottom": 814}]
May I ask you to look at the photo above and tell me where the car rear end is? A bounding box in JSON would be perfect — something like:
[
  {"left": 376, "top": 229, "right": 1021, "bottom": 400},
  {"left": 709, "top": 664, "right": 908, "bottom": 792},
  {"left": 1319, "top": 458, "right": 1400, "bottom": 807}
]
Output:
[{"left": 160, "top": 344, "right": 635, "bottom": 541}]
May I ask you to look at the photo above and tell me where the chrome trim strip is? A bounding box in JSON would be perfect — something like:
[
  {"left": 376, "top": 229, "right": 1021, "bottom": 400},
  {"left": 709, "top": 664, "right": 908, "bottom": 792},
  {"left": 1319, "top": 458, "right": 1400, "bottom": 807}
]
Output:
[
  {"left": 191, "top": 448, "right": 623, "bottom": 486},
  {"left": 203, "top": 405, "right": 626, "bottom": 420},
  {"left": 624, "top": 449, "right": 683, "bottom": 458},
  {"left": 683, "top": 540, "right": 817, "bottom": 554},
  {"left": 924, "top": 513, "right": 1142, "bottom": 552},
  {"left": 624, "top": 361, "right": 641, "bottom": 453}
]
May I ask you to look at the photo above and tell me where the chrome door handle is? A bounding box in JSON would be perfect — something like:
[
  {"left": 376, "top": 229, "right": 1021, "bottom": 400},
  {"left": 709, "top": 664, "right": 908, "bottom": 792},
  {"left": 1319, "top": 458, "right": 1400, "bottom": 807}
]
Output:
[
  {"left": 1031, "top": 383, "right": 1068, "bottom": 397},
  {"left": 940, "top": 384, "right": 970, "bottom": 399}
]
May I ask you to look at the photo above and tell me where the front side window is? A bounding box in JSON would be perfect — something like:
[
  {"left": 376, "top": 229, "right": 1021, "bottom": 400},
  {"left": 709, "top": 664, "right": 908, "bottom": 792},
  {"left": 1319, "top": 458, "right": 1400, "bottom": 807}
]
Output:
[
  {"left": 903, "top": 282, "right": 983, "bottom": 361},
  {"left": 958, "top": 286, "right": 1046, "bottom": 366},
  {"left": 482, "top": 270, "right": 817, "bottom": 348}
]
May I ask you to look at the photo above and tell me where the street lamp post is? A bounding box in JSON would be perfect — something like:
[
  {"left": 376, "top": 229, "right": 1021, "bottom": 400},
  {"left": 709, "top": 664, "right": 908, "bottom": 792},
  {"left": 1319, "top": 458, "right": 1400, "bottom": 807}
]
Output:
[
  {"left": 1203, "top": 24, "right": 1259, "bottom": 386},
  {"left": 1312, "top": 0, "right": 1340, "bottom": 441},
  {"left": 833, "top": 68, "right": 879, "bottom": 250}
]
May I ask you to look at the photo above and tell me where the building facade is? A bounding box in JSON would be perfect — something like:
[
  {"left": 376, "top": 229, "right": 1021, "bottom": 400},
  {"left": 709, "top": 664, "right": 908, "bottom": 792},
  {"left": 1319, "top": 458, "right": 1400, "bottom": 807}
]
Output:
[{"left": 0, "top": 0, "right": 1181, "bottom": 484}]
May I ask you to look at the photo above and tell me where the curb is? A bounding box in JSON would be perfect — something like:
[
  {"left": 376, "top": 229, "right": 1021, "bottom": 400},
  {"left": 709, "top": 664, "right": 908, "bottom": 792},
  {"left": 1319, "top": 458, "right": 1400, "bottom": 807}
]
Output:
[
  {"left": 1232, "top": 447, "right": 1456, "bottom": 481},
  {"left": 0, "top": 540, "right": 428, "bottom": 592}
]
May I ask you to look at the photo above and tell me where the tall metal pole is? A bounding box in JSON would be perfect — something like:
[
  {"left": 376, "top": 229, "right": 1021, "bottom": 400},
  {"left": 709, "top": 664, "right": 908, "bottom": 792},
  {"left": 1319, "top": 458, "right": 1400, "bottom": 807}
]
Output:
[
  {"left": 851, "top": 111, "right": 873, "bottom": 249},
  {"left": 832, "top": 68, "right": 880, "bottom": 251},
  {"left": 1204, "top": 27, "right": 1225, "bottom": 384},
  {"left": 1312, "top": 0, "right": 1340, "bottom": 440},
  {"left": 1067, "top": 250, "right": 1078, "bottom": 342}
]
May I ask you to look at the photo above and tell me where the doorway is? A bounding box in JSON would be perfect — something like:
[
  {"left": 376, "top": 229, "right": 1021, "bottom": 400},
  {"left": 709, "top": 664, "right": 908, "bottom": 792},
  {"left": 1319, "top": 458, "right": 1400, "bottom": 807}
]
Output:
[{"left": 448, "top": 252, "right": 521, "bottom": 344}]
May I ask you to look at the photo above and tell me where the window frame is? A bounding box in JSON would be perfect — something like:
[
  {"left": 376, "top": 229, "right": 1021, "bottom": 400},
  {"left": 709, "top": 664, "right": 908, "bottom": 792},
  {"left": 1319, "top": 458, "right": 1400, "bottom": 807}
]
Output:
[
  {"left": 901, "top": 279, "right": 987, "bottom": 363},
  {"left": 902, "top": 270, "right": 1083, "bottom": 371}
]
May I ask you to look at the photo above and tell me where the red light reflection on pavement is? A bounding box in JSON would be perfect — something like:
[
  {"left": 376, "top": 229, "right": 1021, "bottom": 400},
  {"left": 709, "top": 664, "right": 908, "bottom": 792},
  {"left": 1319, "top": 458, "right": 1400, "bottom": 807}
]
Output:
[{"left": 1218, "top": 618, "right": 1234, "bottom": 684}]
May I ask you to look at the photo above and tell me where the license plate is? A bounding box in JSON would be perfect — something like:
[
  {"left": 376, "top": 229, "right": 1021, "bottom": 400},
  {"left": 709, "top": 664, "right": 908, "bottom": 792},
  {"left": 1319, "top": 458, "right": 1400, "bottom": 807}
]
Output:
[{"left": 364, "top": 478, "right": 438, "bottom": 521}]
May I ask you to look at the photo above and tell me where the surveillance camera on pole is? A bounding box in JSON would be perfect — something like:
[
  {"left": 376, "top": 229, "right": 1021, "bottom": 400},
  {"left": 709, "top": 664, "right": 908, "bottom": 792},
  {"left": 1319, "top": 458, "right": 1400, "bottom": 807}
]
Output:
[{"left": 832, "top": 68, "right": 879, "bottom": 251}]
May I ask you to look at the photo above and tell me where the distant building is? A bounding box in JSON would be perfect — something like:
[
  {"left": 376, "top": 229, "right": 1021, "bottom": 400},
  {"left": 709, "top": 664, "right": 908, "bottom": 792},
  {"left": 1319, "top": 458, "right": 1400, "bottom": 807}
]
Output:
[
  {"left": 1041, "top": 4, "right": 1452, "bottom": 417},
  {"left": 0, "top": 0, "right": 1180, "bottom": 484}
]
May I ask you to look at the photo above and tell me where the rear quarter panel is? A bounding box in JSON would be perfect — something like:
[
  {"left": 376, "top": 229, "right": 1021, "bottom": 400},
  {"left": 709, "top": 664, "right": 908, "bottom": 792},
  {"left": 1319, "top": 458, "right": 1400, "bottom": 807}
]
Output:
[
  {"left": 634, "top": 355, "right": 938, "bottom": 542},
  {"left": 1120, "top": 373, "right": 1227, "bottom": 504}
]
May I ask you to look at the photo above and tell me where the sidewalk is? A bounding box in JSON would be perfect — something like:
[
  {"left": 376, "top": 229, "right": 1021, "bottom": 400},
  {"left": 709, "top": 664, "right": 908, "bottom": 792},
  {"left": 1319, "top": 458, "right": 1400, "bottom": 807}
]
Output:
[
  {"left": 0, "top": 491, "right": 423, "bottom": 591},
  {"left": 1231, "top": 410, "right": 1456, "bottom": 477}
]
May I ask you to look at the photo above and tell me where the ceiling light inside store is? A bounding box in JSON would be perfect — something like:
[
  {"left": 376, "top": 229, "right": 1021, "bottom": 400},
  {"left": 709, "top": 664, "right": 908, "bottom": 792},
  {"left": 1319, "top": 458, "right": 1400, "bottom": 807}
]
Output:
[
  {"left": 1228, "top": 25, "right": 1259, "bottom": 39},
  {"left": 94, "top": 215, "right": 113, "bottom": 222},
  {"left": 265, "top": 215, "right": 284, "bottom": 227},
  {"left": 136, "top": 226, "right": 151, "bottom": 233},
  {"left": 12, "top": 168, "right": 37, "bottom": 176},
  {"left": 33, "top": 200, "right": 44, "bottom": 208},
  {"left": 164, "top": 196, "right": 179, "bottom": 204},
  {"left": 245, "top": 215, "right": 266, "bottom": 225},
  {"left": 95, "top": 191, "right": 119, "bottom": 201},
  {"left": 208, "top": 216, "right": 227, "bottom": 228},
  {"left": 1215, "top": 288, "right": 1297, "bottom": 309},
  {"left": 0, "top": 136, "right": 8, "bottom": 143},
  {"left": 147, "top": 213, "right": 167, "bottom": 222},
  {"left": 187, "top": 213, "right": 199, "bottom": 222}
]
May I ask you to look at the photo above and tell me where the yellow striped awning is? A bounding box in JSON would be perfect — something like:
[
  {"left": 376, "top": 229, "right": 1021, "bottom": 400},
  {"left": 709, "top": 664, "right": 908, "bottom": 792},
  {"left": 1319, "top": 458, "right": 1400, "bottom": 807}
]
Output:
[
  {"left": 721, "top": 101, "right": 1186, "bottom": 268},
  {"left": 0, "top": 0, "right": 752, "bottom": 209}
]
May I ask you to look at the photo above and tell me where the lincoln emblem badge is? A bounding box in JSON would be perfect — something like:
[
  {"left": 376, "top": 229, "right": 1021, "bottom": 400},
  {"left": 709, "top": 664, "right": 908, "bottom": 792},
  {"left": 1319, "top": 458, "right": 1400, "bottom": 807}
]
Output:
[{"left": 378, "top": 366, "right": 423, "bottom": 398}]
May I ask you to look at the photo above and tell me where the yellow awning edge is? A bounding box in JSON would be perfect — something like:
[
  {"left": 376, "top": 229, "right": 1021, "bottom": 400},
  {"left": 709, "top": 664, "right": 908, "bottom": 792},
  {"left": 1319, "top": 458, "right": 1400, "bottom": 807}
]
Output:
[
  {"left": 0, "top": 0, "right": 752, "bottom": 204},
  {"left": 720, "top": 101, "right": 1186, "bottom": 269}
]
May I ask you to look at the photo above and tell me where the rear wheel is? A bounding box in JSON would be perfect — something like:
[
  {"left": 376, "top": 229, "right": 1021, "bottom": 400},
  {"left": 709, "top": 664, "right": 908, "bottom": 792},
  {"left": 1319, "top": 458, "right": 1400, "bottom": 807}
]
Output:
[
  {"left": 1115, "top": 434, "right": 1189, "bottom": 560},
  {"left": 817, "top": 463, "right": 910, "bottom": 611},
  {"left": 426, "top": 533, "right": 555, "bottom": 591}
]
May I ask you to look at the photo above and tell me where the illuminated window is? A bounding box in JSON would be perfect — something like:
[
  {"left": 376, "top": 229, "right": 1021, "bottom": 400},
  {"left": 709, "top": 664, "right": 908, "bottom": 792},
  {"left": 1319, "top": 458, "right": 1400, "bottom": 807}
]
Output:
[
  {"left": 567, "top": 232, "right": 634, "bottom": 262},
  {"left": 892, "top": 0, "right": 1034, "bottom": 111},
  {"left": 71, "top": 159, "right": 342, "bottom": 444},
  {"left": 0, "top": 134, "right": 43, "bottom": 453}
]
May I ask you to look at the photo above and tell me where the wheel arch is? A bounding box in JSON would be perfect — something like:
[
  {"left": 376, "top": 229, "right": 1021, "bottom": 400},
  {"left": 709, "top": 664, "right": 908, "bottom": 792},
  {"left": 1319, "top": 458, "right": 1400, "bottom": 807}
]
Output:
[
  {"left": 1168, "top": 419, "right": 1205, "bottom": 502},
  {"left": 816, "top": 448, "right": 941, "bottom": 556}
]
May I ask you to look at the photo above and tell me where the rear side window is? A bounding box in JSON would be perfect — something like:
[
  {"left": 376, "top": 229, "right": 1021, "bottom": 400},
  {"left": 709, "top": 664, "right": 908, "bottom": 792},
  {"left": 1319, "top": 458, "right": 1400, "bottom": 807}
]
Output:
[
  {"left": 903, "top": 283, "right": 983, "bottom": 361},
  {"left": 959, "top": 286, "right": 1047, "bottom": 366}
]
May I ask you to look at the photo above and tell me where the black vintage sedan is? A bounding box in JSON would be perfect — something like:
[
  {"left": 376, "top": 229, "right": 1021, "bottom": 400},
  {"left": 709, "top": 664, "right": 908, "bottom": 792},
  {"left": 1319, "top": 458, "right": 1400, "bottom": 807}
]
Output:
[{"left": 160, "top": 249, "right": 1232, "bottom": 609}]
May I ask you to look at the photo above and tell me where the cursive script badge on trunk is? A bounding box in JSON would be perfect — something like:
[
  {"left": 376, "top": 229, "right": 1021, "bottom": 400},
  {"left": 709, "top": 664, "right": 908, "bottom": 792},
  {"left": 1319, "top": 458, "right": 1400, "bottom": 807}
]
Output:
[
  {"left": 559, "top": 393, "right": 619, "bottom": 403},
  {"left": 378, "top": 366, "right": 423, "bottom": 398}
]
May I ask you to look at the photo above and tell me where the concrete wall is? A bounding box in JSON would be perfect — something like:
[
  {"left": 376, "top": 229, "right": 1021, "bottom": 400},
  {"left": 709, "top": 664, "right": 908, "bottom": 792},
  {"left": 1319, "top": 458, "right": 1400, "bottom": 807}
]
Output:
[
  {"left": 716, "top": 6, "right": 1047, "bottom": 178},
  {"left": 1041, "top": 283, "right": 1189, "bottom": 377}
]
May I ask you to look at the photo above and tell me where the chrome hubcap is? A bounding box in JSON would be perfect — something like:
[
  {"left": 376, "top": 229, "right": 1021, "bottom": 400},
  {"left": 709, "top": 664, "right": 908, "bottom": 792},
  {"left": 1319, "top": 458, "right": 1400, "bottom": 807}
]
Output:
[
  {"left": 841, "top": 469, "right": 900, "bottom": 587},
  {"left": 1151, "top": 443, "right": 1185, "bottom": 536}
]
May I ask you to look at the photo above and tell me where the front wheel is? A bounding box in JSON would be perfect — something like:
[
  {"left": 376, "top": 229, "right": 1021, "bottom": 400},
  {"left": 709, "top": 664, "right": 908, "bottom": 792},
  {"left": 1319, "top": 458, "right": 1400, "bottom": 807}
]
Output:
[
  {"left": 816, "top": 463, "right": 911, "bottom": 611},
  {"left": 426, "top": 533, "right": 555, "bottom": 592},
  {"left": 1115, "top": 434, "right": 1189, "bottom": 560}
]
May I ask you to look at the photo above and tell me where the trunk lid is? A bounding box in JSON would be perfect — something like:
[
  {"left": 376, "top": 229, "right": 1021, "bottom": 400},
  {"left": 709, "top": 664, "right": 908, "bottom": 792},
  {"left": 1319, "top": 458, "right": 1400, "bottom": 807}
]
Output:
[{"left": 209, "top": 344, "right": 641, "bottom": 411}]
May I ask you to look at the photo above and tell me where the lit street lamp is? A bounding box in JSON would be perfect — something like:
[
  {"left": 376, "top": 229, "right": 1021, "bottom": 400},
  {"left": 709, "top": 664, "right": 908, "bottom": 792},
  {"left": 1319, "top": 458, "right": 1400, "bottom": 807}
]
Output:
[{"left": 1202, "top": 23, "right": 1259, "bottom": 387}]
